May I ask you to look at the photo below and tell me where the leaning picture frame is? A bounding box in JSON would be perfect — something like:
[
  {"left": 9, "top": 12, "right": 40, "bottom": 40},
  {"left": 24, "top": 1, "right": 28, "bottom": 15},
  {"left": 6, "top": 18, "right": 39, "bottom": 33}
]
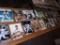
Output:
[
  {"left": 22, "top": 10, "right": 36, "bottom": 20},
  {"left": 0, "top": 24, "right": 11, "bottom": 42},
  {"left": 12, "top": 10, "right": 26, "bottom": 22},
  {"left": 0, "top": 9, "right": 14, "bottom": 22},
  {"left": 22, "top": 21, "right": 35, "bottom": 35},
  {"left": 9, "top": 23, "right": 24, "bottom": 40}
]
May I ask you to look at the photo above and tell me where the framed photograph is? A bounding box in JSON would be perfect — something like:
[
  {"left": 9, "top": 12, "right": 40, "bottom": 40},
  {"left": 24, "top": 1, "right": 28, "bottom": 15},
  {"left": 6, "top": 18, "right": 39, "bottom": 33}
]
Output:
[
  {"left": 13, "top": 10, "right": 26, "bottom": 22},
  {"left": 55, "top": 17, "right": 60, "bottom": 24},
  {"left": 58, "top": 18, "right": 60, "bottom": 24},
  {"left": 32, "top": 10, "right": 39, "bottom": 18},
  {"left": 44, "top": 18, "right": 51, "bottom": 28},
  {"left": 48, "top": 18, "right": 55, "bottom": 27},
  {"left": 32, "top": 10, "right": 38, "bottom": 19},
  {"left": 31, "top": 20, "right": 40, "bottom": 32},
  {"left": 44, "top": 11, "right": 49, "bottom": 18},
  {"left": 38, "top": 19, "right": 47, "bottom": 30},
  {"left": 36, "top": 10, "right": 45, "bottom": 19},
  {"left": 22, "top": 10, "right": 36, "bottom": 20},
  {"left": 51, "top": 11, "right": 60, "bottom": 24},
  {"left": 51, "top": 11, "right": 60, "bottom": 18},
  {"left": 0, "top": 24, "right": 10, "bottom": 42},
  {"left": 22, "top": 21, "right": 34, "bottom": 35},
  {"left": 46, "top": 11, "right": 53, "bottom": 18},
  {"left": 53, "top": 18, "right": 58, "bottom": 25},
  {"left": 9, "top": 23, "right": 24, "bottom": 40},
  {"left": 0, "top": 9, "right": 14, "bottom": 22}
]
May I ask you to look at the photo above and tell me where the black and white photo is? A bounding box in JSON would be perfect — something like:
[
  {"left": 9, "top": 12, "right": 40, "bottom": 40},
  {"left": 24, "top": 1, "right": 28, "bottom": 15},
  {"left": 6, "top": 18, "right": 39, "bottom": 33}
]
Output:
[
  {"left": 22, "top": 21, "right": 34, "bottom": 35},
  {"left": 22, "top": 10, "right": 36, "bottom": 20}
]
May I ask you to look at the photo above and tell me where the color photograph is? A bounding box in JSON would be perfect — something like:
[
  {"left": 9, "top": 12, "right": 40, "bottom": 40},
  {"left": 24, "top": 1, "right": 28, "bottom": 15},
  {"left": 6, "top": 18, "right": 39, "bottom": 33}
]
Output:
[
  {"left": 0, "top": 9, "right": 14, "bottom": 22},
  {"left": 36, "top": 10, "right": 45, "bottom": 19},
  {"left": 47, "top": 11, "right": 53, "bottom": 18},
  {"left": 44, "top": 18, "right": 51, "bottom": 28},
  {"left": 9, "top": 23, "right": 24, "bottom": 40},
  {"left": 48, "top": 18, "right": 55, "bottom": 27},
  {"left": 31, "top": 10, "right": 38, "bottom": 19},
  {"left": 51, "top": 11, "right": 59, "bottom": 18},
  {"left": 13, "top": 10, "right": 26, "bottom": 22},
  {"left": 22, "top": 21, "right": 34, "bottom": 35},
  {"left": 31, "top": 20, "right": 40, "bottom": 32},
  {"left": 53, "top": 18, "right": 58, "bottom": 25},
  {"left": 0, "top": 24, "right": 10, "bottom": 42},
  {"left": 38, "top": 19, "right": 47, "bottom": 30}
]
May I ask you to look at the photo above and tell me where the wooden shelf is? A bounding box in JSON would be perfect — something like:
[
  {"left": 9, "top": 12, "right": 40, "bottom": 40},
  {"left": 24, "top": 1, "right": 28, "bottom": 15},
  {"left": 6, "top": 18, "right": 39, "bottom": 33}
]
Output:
[
  {"left": 11, "top": 25, "right": 60, "bottom": 45},
  {"left": 0, "top": 6, "right": 59, "bottom": 10},
  {"left": 0, "top": 7, "right": 60, "bottom": 45}
]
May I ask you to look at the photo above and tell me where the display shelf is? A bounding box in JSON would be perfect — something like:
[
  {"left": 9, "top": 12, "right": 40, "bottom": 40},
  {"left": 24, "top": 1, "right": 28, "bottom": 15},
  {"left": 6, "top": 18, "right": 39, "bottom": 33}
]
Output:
[
  {"left": 0, "top": 7, "right": 60, "bottom": 45},
  {"left": 11, "top": 25, "right": 60, "bottom": 45}
]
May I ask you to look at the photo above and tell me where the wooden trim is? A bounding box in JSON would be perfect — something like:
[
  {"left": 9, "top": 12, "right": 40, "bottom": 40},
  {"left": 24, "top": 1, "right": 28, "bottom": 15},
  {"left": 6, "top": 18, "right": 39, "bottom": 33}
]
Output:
[
  {"left": 0, "top": 6, "right": 59, "bottom": 10},
  {"left": 0, "top": 7, "right": 35, "bottom": 10},
  {"left": 11, "top": 25, "right": 60, "bottom": 45}
]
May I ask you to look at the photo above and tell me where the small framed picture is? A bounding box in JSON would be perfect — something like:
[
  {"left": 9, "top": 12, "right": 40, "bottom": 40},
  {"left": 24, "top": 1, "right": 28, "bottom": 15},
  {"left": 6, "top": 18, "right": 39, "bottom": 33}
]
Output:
[
  {"left": 0, "top": 9, "right": 14, "bottom": 22},
  {"left": 44, "top": 12, "right": 49, "bottom": 18},
  {"left": 36, "top": 10, "right": 45, "bottom": 19},
  {"left": 38, "top": 19, "right": 47, "bottom": 30},
  {"left": 51, "top": 11, "right": 59, "bottom": 18},
  {"left": 13, "top": 10, "right": 26, "bottom": 22},
  {"left": 53, "top": 18, "right": 57, "bottom": 25},
  {"left": 47, "top": 11, "right": 53, "bottom": 18},
  {"left": 56, "top": 17, "right": 60, "bottom": 24},
  {"left": 9, "top": 23, "right": 24, "bottom": 40},
  {"left": 43, "top": 18, "right": 51, "bottom": 28},
  {"left": 22, "top": 21, "right": 34, "bottom": 35},
  {"left": 48, "top": 18, "right": 55, "bottom": 27},
  {"left": 0, "top": 24, "right": 10, "bottom": 42},
  {"left": 22, "top": 10, "right": 36, "bottom": 20},
  {"left": 31, "top": 20, "right": 40, "bottom": 32}
]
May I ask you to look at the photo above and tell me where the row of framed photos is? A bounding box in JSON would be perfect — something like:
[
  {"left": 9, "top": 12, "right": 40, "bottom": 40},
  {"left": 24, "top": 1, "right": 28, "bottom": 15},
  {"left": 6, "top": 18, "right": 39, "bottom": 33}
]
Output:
[
  {"left": 0, "top": 8, "right": 60, "bottom": 42},
  {"left": 0, "top": 9, "right": 60, "bottom": 23}
]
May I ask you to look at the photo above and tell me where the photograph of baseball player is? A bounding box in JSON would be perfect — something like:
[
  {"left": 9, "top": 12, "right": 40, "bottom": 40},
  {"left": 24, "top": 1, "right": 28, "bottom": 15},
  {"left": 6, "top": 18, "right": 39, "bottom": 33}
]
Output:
[
  {"left": 22, "top": 10, "right": 36, "bottom": 20},
  {"left": 0, "top": 9, "right": 14, "bottom": 22},
  {"left": 13, "top": 10, "right": 26, "bottom": 22},
  {"left": 9, "top": 23, "right": 24, "bottom": 40},
  {"left": 0, "top": 24, "right": 10, "bottom": 42},
  {"left": 31, "top": 20, "right": 40, "bottom": 32},
  {"left": 22, "top": 21, "right": 34, "bottom": 35}
]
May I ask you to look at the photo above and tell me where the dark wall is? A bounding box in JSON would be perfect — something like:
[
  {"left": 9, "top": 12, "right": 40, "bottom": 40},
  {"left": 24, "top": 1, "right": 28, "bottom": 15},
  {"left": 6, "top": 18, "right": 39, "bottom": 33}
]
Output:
[
  {"left": 17, "top": 28, "right": 60, "bottom": 45},
  {"left": 0, "top": 0, "right": 35, "bottom": 8}
]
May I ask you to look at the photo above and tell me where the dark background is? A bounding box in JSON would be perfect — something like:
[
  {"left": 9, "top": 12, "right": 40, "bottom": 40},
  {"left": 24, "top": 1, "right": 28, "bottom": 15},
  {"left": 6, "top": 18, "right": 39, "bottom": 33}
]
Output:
[
  {"left": 0, "top": 0, "right": 35, "bottom": 8},
  {"left": 0, "top": 0, "right": 60, "bottom": 9}
]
